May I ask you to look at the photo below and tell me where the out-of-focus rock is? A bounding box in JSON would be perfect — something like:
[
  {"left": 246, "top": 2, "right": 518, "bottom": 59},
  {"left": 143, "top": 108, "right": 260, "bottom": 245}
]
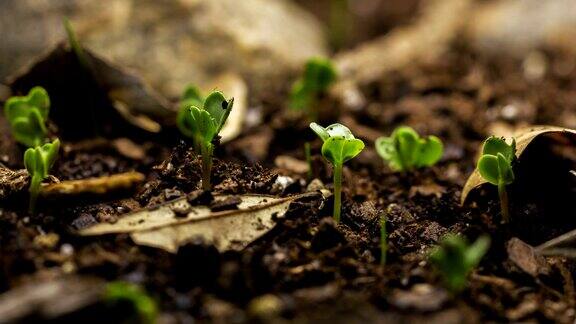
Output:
[
  {"left": 0, "top": 0, "right": 327, "bottom": 97},
  {"left": 467, "top": 0, "right": 576, "bottom": 56}
]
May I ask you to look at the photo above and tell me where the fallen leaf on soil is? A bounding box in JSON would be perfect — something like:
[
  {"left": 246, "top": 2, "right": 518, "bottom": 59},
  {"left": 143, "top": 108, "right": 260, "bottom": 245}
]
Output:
[
  {"left": 0, "top": 276, "right": 103, "bottom": 323},
  {"left": 409, "top": 182, "right": 447, "bottom": 199},
  {"left": 536, "top": 227, "right": 576, "bottom": 258},
  {"left": 80, "top": 191, "right": 325, "bottom": 253},
  {"left": 506, "top": 238, "right": 550, "bottom": 277},
  {"left": 461, "top": 126, "right": 576, "bottom": 205},
  {"left": 41, "top": 171, "right": 145, "bottom": 197},
  {"left": 388, "top": 284, "right": 448, "bottom": 312},
  {"left": 274, "top": 155, "right": 309, "bottom": 174}
]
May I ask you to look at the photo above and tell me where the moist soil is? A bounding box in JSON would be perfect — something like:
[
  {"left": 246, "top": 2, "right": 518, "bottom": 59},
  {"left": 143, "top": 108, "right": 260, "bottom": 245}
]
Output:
[{"left": 1, "top": 45, "right": 576, "bottom": 323}]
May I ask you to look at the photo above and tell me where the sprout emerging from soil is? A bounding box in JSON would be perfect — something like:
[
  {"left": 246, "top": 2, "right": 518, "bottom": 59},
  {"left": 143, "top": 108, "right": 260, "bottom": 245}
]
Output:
[
  {"left": 24, "top": 139, "right": 60, "bottom": 213},
  {"left": 477, "top": 136, "right": 516, "bottom": 223},
  {"left": 429, "top": 234, "right": 490, "bottom": 293},
  {"left": 375, "top": 126, "right": 443, "bottom": 172},
  {"left": 4, "top": 86, "right": 50, "bottom": 147},
  {"left": 177, "top": 90, "right": 234, "bottom": 191},
  {"left": 105, "top": 281, "right": 158, "bottom": 324},
  {"left": 310, "top": 122, "right": 364, "bottom": 222},
  {"left": 290, "top": 58, "right": 337, "bottom": 120}
]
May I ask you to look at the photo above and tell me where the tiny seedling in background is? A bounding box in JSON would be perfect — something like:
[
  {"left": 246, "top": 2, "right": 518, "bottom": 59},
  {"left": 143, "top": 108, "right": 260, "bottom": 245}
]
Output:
[
  {"left": 429, "top": 234, "right": 490, "bottom": 293},
  {"left": 24, "top": 139, "right": 60, "bottom": 213},
  {"left": 375, "top": 126, "right": 443, "bottom": 172},
  {"left": 477, "top": 136, "right": 516, "bottom": 223},
  {"left": 177, "top": 91, "right": 234, "bottom": 191},
  {"left": 380, "top": 213, "right": 388, "bottom": 266},
  {"left": 310, "top": 122, "right": 364, "bottom": 223},
  {"left": 4, "top": 86, "right": 50, "bottom": 147},
  {"left": 290, "top": 58, "right": 337, "bottom": 120},
  {"left": 105, "top": 281, "right": 158, "bottom": 324}
]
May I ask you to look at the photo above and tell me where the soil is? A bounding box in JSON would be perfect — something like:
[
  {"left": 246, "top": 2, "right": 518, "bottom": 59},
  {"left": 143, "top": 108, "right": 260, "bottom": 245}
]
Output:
[{"left": 1, "top": 40, "right": 576, "bottom": 324}]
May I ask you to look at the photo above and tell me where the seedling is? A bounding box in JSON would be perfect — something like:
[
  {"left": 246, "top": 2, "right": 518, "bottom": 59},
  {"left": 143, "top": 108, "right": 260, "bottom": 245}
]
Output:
[
  {"left": 24, "top": 139, "right": 60, "bottom": 213},
  {"left": 375, "top": 126, "right": 443, "bottom": 172},
  {"left": 477, "top": 136, "right": 516, "bottom": 223},
  {"left": 429, "top": 234, "right": 490, "bottom": 293},
  {"left": 290, "top": 58, "right": 337, "bottom": 120},
  {"left": 380, "top": 213, "right": 388, "bottom": 266},
  {"left": 4, "top": 86, "right": 50, "bottom": 147},
  {"left": 310, "top": 122, "right": 364, "bottom": 222},
  {"left": 105, "top": 281, "right": 158, "bottom": 324},
  {"left": 177, "top": 90, "right": 234, "bottom": 191}
]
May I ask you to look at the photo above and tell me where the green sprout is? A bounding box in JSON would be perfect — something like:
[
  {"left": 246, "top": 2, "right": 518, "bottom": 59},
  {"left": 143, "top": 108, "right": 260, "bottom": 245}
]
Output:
[
  {"left": 4, "top": 86, "right": 50, "bottom": 147},
  {"left": 24, "top": 139, "right": 60, "bottom": 213},
  {"left": 380, "top": 213, "right": 388, "bottom": 266},
  {"left": 290, "top": 58, "right": 337, "bottom": 120},
  {"left": 310, "top": 122, "right": 364, "bottom": 223},
  {"left": 477, "top": 136, "right": 516, "bottom": 223},
  {"left": 429, "top": 234, "right": 490, "bottom": 293},
  {"left": 375, "top": 126, "right": 443, "bottom": 172},
  {"left": 177, "top": 90, "right": 234, "bottom": 191},
  {"left": 177, "top": 85, "right": 205, "bottom": 151},
  {"left": 105, "top": 281, "right": 158, "bottom": 324}
]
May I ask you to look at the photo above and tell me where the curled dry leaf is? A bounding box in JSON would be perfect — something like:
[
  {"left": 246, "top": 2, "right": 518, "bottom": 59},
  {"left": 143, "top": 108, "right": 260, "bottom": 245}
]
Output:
[
  {"left": 461, "top": 126, "right": 576, "bottom": 205},
  {"left": 0, "top": 166, "right": 28, "bottom": 200},
  {"left": 41, "top": 171, "right": 145, "bottom": 197},
  {"left": 80, "top": 191, "right": 326, "bottom": 253}
]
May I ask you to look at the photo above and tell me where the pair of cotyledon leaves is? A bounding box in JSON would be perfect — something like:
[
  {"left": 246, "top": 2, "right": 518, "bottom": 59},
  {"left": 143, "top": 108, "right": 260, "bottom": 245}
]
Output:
[
  {"left": 177, "top": 87, "right": 234, "bottom": 146},
  {"left": 4, "top": 87, "right": 50, "bottom": 147},
  {"left": 375, "top": 126, "right": 443, "bottom": 171},
  {"left": 24, "top": 139, "right": 60, "bottom": 185},
  {"left": 310, "top": 122, "right": 365, "bottom": 165},
  {"left": 477, "top": 136, "right": 515, "bottom": 186},
  {"left": 429, "top": 234, "right": 490, "bottom": 292}
]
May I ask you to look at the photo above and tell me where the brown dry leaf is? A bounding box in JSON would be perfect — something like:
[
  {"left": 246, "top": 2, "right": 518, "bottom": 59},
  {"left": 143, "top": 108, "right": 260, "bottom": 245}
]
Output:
[
  {"left": 536, "top": 227, "right": 576, "bottom": 258},
  {"left": 507, "top": 238, "right": 551, "bottom": 277},
  {"left": 409, "top": 182, "right": 447, "bottom": 199},
  {"left": 461, "top": 126, "right": 576, "bottom": 205},
  {"left": 41, "top": 172, "right": 145, "bottom": 197},
  {"left": 80, "top": 191, "right": 325, "bottom": 253}
]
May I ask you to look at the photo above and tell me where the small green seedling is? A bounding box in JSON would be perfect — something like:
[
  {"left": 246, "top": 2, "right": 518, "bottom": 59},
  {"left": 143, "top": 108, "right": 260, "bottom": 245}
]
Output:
[
  {"left": 310, "top": 122, "right": 364, "bottom": 223},
  {"left": 290, "top": 58, "right": 337, "bottom": 120},
  {"left": 375, "top": 126, "right": 443, "bottom": 172},
  {"left": 380, "top": 213, "right": 388, "bottom": 266},
  {"left": 477, "top": 136, "right": 516, "bottom": 223},
  {"left": 177, "top": 90, "right": 234, "bottom": 191},
  {"left": 429, "top": 234, "right": 490, "bottom": 293},
  {"left": 4, "top": 87, "right": 50, "bottom": 147},
  {"left": 105, "top": 281, "right": 158, "bottom": 324},
  {"left": 24, "top": 139, "right": 60, "bottom": 213}
]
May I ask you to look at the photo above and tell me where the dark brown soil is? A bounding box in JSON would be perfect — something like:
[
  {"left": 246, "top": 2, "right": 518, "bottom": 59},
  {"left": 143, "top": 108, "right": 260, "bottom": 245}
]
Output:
[{"left": 1, "top": 43, "right": 576, "bottom": 323}]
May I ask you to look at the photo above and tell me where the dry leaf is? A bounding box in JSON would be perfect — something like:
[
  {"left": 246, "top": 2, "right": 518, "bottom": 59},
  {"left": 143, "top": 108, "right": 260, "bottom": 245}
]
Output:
[
  {"left": 80, "top": 191, "right": 325, "bottom": 252},
  {"left": 41, "top": 172, "right": 145, "bottom": 197},
  {"left": 536, "top": 227, "right": 576, "bottom": 258},
  {"left": 461, "top": 126, "right": 576, "bottom": 205}
]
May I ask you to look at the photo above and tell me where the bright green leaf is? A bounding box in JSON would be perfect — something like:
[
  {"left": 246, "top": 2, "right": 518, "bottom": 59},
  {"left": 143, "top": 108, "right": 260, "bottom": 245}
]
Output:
[
  {"left": 4, "top": 86, "right": 50, "bottom": 147},
  {"left": 478, "top": 155, "right": 499, "bottom": 185}
]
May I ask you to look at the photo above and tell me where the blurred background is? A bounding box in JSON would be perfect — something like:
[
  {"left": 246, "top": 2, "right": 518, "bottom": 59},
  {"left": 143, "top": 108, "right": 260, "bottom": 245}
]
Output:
[{"left": 1, "top": 0, "right": 576, "bottom": 111}]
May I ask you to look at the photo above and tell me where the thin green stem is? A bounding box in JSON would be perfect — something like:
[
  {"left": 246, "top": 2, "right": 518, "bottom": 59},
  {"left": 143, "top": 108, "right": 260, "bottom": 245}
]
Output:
[
  {"left": 304, "top": 142, "right": 312, "bottom": 181},
  {"left": 380, "top": 213, "right": 387, "bottom": 266},
  {"left": 333, "top": 163, "right": 343, "bottom": 223},
  {"left": 28, "top": 175, "right": 42, "bottom": 214},
  {"left": 201, "top": 143, "right": 214, "bottom": 191},
  {"left": 498, "top": 182, "right": 510, "bottom": 223}
]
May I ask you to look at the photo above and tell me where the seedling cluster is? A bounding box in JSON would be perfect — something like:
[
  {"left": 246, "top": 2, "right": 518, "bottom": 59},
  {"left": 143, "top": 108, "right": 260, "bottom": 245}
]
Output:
[
  {"left": 429, "top": 235, "right": 490, "bottom": 293},
  {"left": 375, "top": 126, "right": 443, "bottom": 172},
  {"left": 290, "top": 58, "right": 337, "bottom": 120},
  {"left": 4, "top": 86, "right": 60, "bottom": 212},
  {"left": 477, "top": 136, "right": 516, "bottom": 223},
  {"left": 177, "top": 89, "right": 234, "bottom": 191}
]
